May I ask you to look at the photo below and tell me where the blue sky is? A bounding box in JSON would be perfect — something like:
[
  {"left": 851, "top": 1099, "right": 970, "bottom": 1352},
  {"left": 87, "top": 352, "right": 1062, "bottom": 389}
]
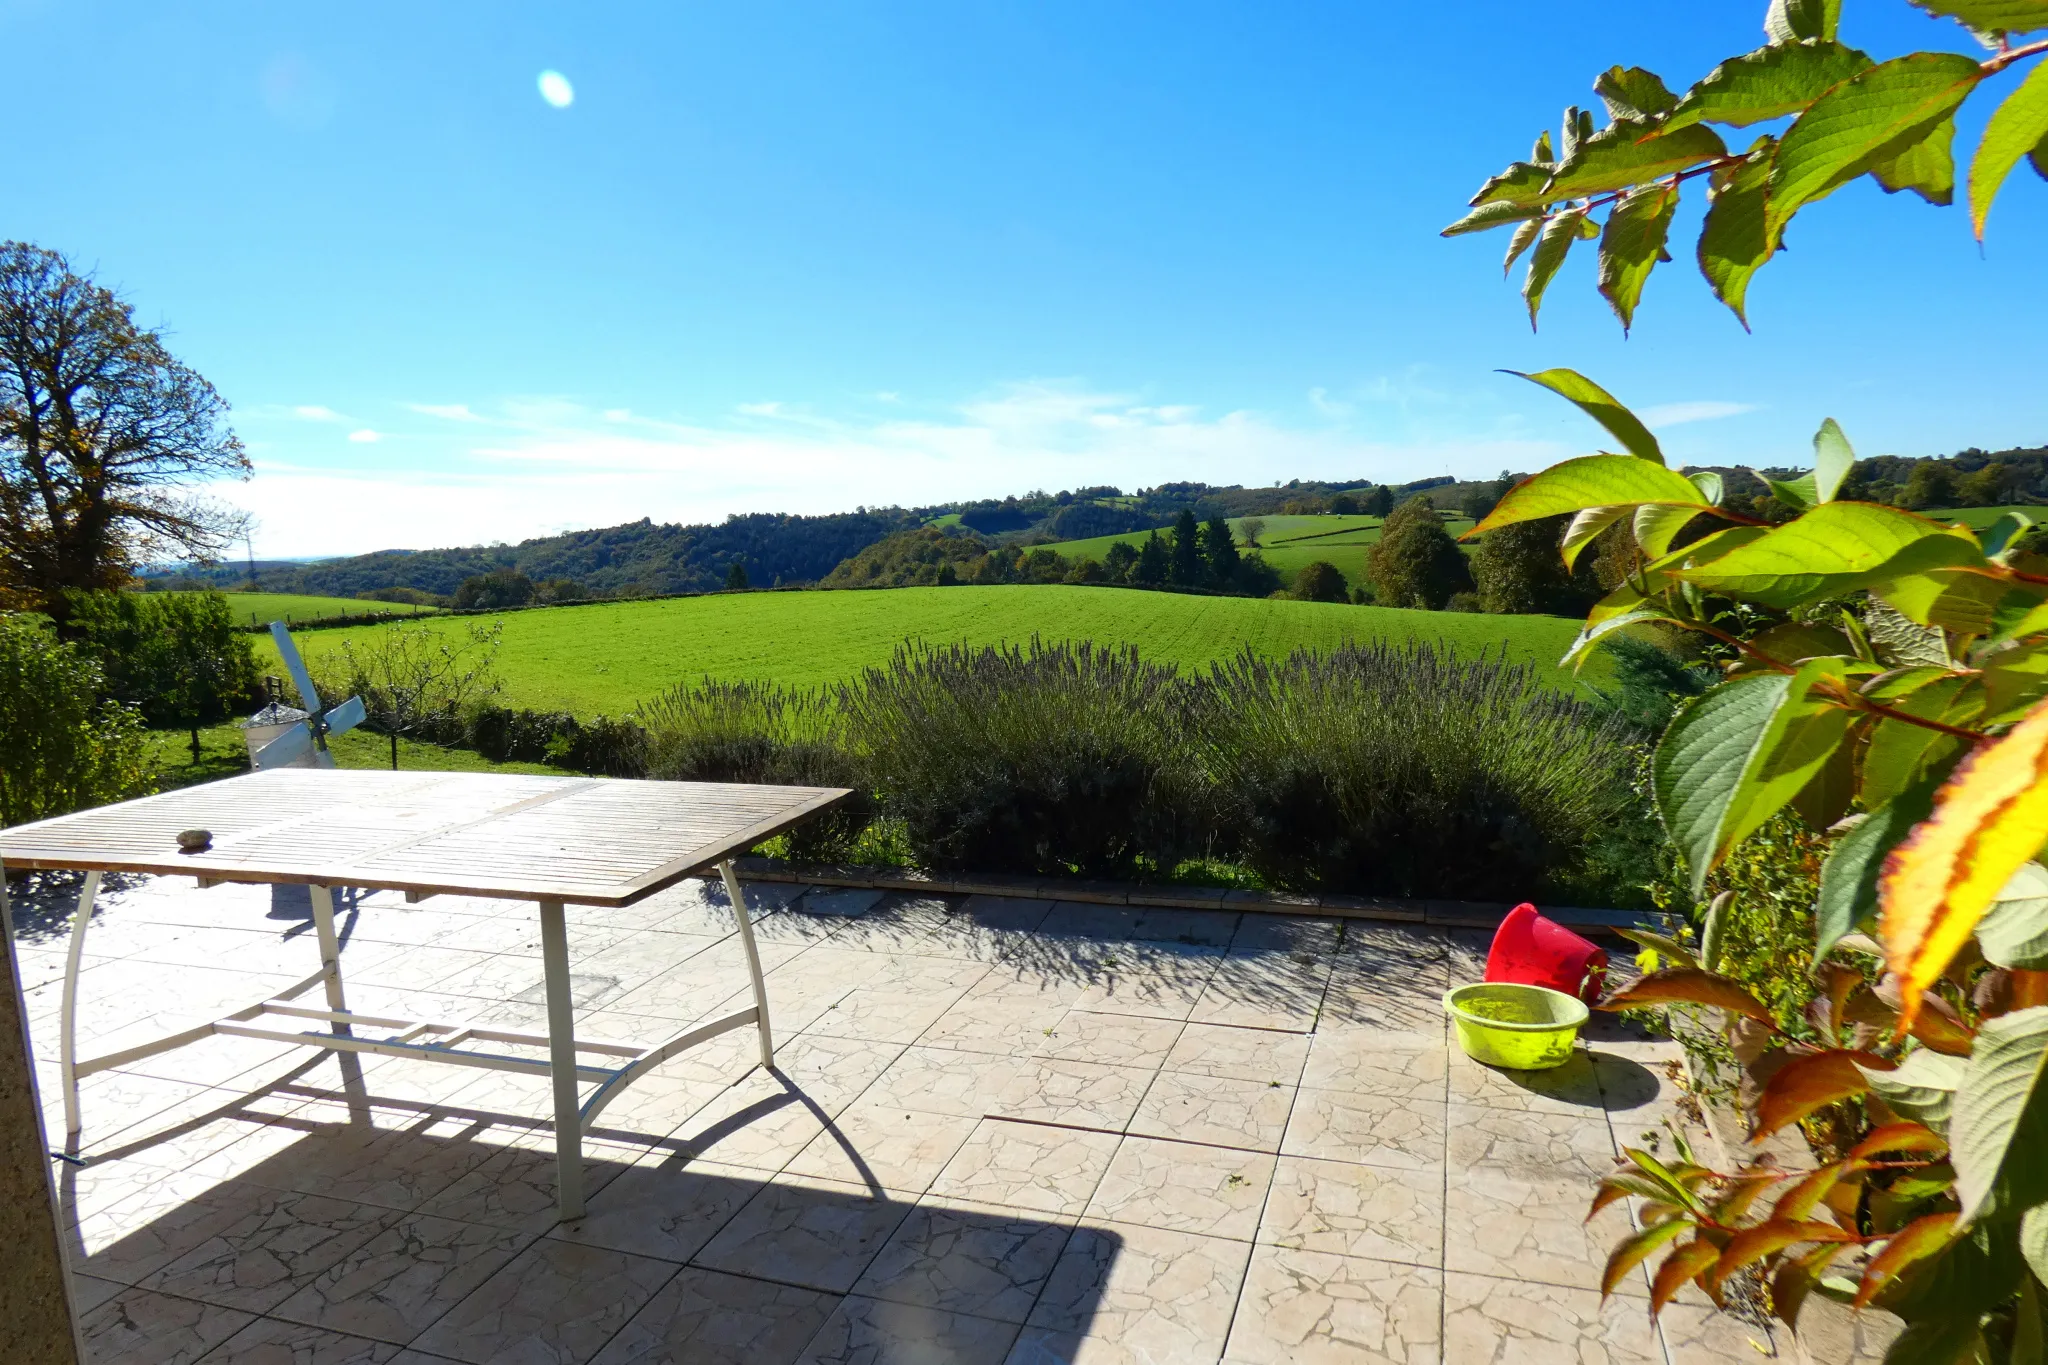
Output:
[{"left": 6, "top": 1, "right": 2045, "bottom": 556}]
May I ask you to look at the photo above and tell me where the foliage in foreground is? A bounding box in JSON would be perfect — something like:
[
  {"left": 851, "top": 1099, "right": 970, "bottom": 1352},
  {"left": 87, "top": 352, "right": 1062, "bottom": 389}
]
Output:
[{"left": 0, "top": 615, "right": 156, "bottom": 827}]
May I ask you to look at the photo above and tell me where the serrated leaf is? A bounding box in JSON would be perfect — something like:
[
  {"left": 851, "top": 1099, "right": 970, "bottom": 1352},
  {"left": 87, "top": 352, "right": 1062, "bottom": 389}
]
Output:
[
  {"left": 1596, "top": 65, "right": 1680, "bottom": 121},
  {"left": 1863, "top": 675, "right": 1977, "bottom": 810},
  {"left": 1667, "top": 40, "right": 1873, "bottom": 131},
  {"left": 1970, "top": 58, "right": 2048, "bottom": 238},
  {"left": 1951, "top": 1005, "right": 2048, "bottom": 1222},
  {"left": 1689, "top": 470, "right": 1725, "bottom": 506},
  {"left": 1599, "top": 183, "right": 1679, "bottom": 333},
  {"left": 1856, "top": 1212, "right": 1961, "bottom": 1308},
  {"left": 1654, "top": 1240, "right": 1722, "bottom": 1315},
  {"left": 1865, "top": 1049, "right": 1966, "bottom": 1134},
  {"left": 1869, "top": 115, "right": 1958, "bottom": 205},
  {"left": 1767, "top": 54, "right": 1984, "bottom": 244},
  {"left": 1597, "top": 967, "right": 1776, "bottom": 1025},
  {"left": 1524, "top": 210, "right": 1584, "bottom": 329},
  {"left": 1773, "top": 1162, "right": 1850, "bottom": 1221},
  {"left": 1546, "top": 119, "right": 1729, "bottom": 200},
  {"left": 1849, "top": 1120, "right": 1949, "bottom": 1162},
  {"left": 1470, "top": 454, "right": 1703, "bottom": 537},
  {"left": 1602, "top": 1218, "right": 1693, "bottom": 1297},
  {"left": 1769, "top": 471, "right": 1820, "bottom": 511},
  {"left": 1912, "top": 0, "right": 2048, "bottom": 33},
  {"left": 1709, "top": 1219, "right": 1858, "bottom": 1297},
  {"left": 1673, "top": 503, "right": 1984, "bottom": 608},
  {"left": 1616, "top": 927, "right": 1701, "bottom": 971},
  {"left": 1866, "top": 598, "right": 1952, "bottom": 668},
  {"left": 1502, "top": 218, "right": 1542, "bottom": 278},
  {"left": 1754, "top": 1048, "right": 1893, "bottom": 1140},
  {"left": 1632, "top": 503, "right": 1702, "bottom": 560},
  {"left": 1812, "top": 418, "right": 1855, "bottom": 502},
  {"left": 1470, "top": 161, "right": 1555, "bottom": 209},
  {"left": 1773, "top": 1241, "right": 1851, "bottom": 1330},
  {"left": 1883, "top": 699, "right": 2048, "bottom": 1028},
  {"left": 1561, "top": 505, "right": 1630, "bottom": 572},
  {"left": 1506, "top": 369, "right": 1666, "bottom": 464},
  {"left": 1442, "top": 200, "right": 1549, "bottom": 237},
  {"left": 1701, "top": 890, "right": 1732, "bottom": 973},
  {"left": 1978, "top": 862, "right": 2048, "bottom": 970},
  {"left": 1698, "top": 139, "right": 1779, "bottom": 326},
  {"left": 1768, "top": 0, "right": 1843, "bottom": 41},
  {"left": 1818, "top": 781, "right": 1940, "bottom": 960}
]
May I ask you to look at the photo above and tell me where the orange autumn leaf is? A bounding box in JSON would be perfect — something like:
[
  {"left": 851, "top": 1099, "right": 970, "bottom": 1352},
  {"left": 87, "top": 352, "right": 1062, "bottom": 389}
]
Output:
[
  {"left": 1882, "top": 698, "right": 2048, "bottom": 1033},
  {"left": 1752, "top": 1049, "right": 1894, "bottom": 1143}
]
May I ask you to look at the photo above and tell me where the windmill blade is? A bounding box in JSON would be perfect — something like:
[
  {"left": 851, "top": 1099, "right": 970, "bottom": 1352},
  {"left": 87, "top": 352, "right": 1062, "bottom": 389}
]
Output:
[
  {"left": 254, "top": 723, "right": 315, "bottom": 769},
  {"left": 314, "top": 745, "right": 338, "bottom": 770},
  {"left": 325, "top": 695, "right": 367, "bottom": 736},
  {"left": 268, "top": 622, "right": 322, "bottom": 713}
]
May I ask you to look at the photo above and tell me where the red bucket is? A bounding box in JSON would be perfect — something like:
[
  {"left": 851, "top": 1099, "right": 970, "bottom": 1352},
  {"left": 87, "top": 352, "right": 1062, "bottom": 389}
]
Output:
[{"left": 1484, "top": 903, "right": 1608, "bottom": 1003}]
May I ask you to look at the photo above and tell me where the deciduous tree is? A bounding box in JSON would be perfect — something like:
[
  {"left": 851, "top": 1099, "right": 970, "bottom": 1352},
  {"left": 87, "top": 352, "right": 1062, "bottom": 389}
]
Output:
[{"left": 1367, "top": 496, "right": 1472, "bottom": 610}]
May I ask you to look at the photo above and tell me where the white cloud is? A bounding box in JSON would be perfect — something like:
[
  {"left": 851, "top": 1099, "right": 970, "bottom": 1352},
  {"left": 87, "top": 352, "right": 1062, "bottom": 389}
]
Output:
[
  {"left": 292, "top": 404, "right": 341, "bottom": 422},
  {"left": 223, "top": 378, "right": 1571, "bottom": 557},
  {"left": 1308, "top": 386, "right": 1353, "bottom": 419},
  {"left": 1640, "top": 400, "right": 1759, "bottom": 429},
  {"left": 346, "top": 429, "right": 381, "bottom": 443},
  {"left": 602, "top": 408, "right": 633, "bottom": 423},
  {"left": 736, "top": 401, "right": 784, "bottom": 417},
  {"left": 408, "top": 402, "right": 481, "bottom": 422}
]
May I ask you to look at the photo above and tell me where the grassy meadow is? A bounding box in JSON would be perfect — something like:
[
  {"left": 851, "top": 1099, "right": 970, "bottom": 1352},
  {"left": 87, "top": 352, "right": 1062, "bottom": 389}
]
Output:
[
  {"left": 163, "top": 591, "right": 440, "bottom": 626},
  {"left": 261, "top": 584, "right": 1596, "bottom": 716},
  {"left": 1046, "top": 512, "right": 1477, "bottom": 584}
]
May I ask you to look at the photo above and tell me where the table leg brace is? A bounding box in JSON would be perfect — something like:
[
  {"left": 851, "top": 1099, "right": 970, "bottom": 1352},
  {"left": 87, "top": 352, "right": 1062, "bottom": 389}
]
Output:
[
  {"left": 60, "top": 872, "right": 101, "bottom": 1137},
  {"left": 539, "top": 898, "right": 584, "bottom": 1220},
  {"left": 719, "top": 859, "right": 775, "bottom": 1069}
]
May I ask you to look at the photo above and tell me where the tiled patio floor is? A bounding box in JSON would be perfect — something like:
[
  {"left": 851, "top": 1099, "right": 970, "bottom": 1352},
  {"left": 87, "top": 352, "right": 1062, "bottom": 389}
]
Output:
[{"left": 7, "top": 871, "right": 1773, "bottom": 1364}]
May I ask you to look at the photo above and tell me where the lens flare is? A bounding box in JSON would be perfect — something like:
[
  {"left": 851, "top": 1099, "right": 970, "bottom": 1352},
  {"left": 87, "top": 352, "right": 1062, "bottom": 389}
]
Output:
[{"left": 537, "top": 70, "right": 574, "bottom": 109}]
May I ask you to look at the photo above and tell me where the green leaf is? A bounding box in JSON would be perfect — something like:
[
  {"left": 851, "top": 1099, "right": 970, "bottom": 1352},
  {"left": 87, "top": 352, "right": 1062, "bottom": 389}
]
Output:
[
  {"left": 1598, "top": 184, "right": 1679, "bottom": 333},
  {"left": 1667, "top": 40, "right": 1873, "bottom": 131},
  {"left": 1980, "top": 510, "right": 2036, "bottom": 561},
  {"left": 1875, "top": 1317, "right": 1990, "bottom": 1362},
  {"left": 1863, "top": 1048, "right": 1966, "bottom": 1135},
  {"left": 1505, "top": 369, "right": 1667, "bottom": 464},
  {"left": 2023, "top": 1204, "right": 2048, "bottom": 1284},
  {"left": 1768, "top": 0, "right": 1842, "bottom": 41},
  {"left": 1767, "top": 54, "right": 1984, "bottom": 245},
  {"left": 1700, "top": 890, "right": 1732, "bottom": 972},
  {"left": 1524, "top": 210, "right": 1584, "bottom": 330},
  {"left": 1673, "top": 503, "right": 1985, "bottom": 608},
  {"left": 1442, "top": 201, "right": 1549, "bottom": 237},
  {"left": 1970, "top": 58, "right": 2048, "bottom": 238},
  {"left": 1869, "top": 116, "right": 1958, "bottom": 205},
  {"left": 1690, "top": 470, "right": 1725, "bottom": 506},
  {"left": 1473, "top": 456, "right": 1705, "bottom": 537},
  {"left": 1977, "top": 862, "right": 2048, "bottom": 970},
  {"left": 1502, "top": 218, "right": 1542, "bottom": 278},
  {"left": 1953, "top": 1006, "right": 2048, "bottom": 1223},
  {"left": 1633, "top": 503, "right": 1703, "bottom": 560},
  {"left": 1862, "top": 675, "right": 1977, "bottom": 810},
  {"left": 1655, "top": 662, "right": 1857, "bottom": 894},
  {"left": 1981, "top": 648, "right": 2048, "bottom": 722},
  {"left": 1912, "top": 0, "right": 2048, "bottom": 34},
  {"left": 1770, "top": 472, "right": 1821, "bottom": 511},
  {"left": 1698, "top": 138, "right": 1779, "bottom": 326},
  {"left": 1813, "top": 418, "right": 1856, "bottom": 503},
  {"left": 1471, "top": 161, "right": 1555, "bottom": 209},
  {"left": 1595, "top": 66, "right": 1680, "bottom": 122},
  {"left": 1545, "top": 119, "right": 1729, "bottom": 200},
  {"left": 1562, "top": 505, "right": 1630, "bottom": 571}
]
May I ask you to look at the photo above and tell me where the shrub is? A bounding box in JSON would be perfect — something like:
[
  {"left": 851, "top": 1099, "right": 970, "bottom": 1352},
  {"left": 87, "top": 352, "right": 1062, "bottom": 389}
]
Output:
[
  {"left": 66, "top": 590, "right": 261, "bottom": 761},
  {"left": 1470, "top": 513, "right": 1598, "bottom": 616},
  {"left": 320, "top": 620, "right": 503, "bottom": 769},
  {"left": 1291, "top": 561, "right": 1349, "bottom": 603},
  {"left": 0, "top": 615, "right": 156, "bottom": 825},
  {"left": 1366, "top": 495, "right": 1472, "bottom": 609},
  {"left": 1444, "top": 591, "right": 1482, "bottom": 613},
  {"left": 840, "top": 639, "right": 1202, "bottom": 877},
  {"left": 452, "top": 569, "right": 535, "bottom": 610},
  {"left": 1362, "top": 485, "right": 1394, "bottom": 517},
  {"left": 1327, "top": 494, "right": 1359, "bottom": 515},
  {"left": 1197, "top": 642, "right": 1634, "bottom": 899},
  {"left": 638, "top": 678, "right": 869, "bottom": 859}
]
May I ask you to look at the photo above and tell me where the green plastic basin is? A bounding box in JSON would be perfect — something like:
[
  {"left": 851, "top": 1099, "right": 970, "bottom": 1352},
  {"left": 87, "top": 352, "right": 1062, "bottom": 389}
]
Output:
[{"left": 1442, "top": 982, "right": 1588, "bottom": 1071}]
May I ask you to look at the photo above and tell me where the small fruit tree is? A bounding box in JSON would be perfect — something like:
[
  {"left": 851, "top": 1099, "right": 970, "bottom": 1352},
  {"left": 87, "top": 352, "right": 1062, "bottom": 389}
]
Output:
[{"left": 1450, "top": 0, "right": 2048, "bottom": 1353}]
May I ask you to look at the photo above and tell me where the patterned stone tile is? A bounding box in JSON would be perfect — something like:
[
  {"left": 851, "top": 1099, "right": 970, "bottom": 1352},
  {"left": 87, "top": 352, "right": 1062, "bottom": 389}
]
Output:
[
  {"left": 70, "top": 1273, "right": 128, "bottom": 1315},
  {"left": 269, "top": 1212, "right": 532, "bottom": 1345},
  {"left": 1338, "top": 925, "right": 1444, "bottom": 971},
  {"left": 766, "top": 1033, "right": 911, "bottom": 1109},
  {"left": 1448, "top": 1048, "right": 1607, "bottom": 1115},
  {"left": 793, "top": 888, "right": 887, "bottom": 918},
  {"left": 1299, "top": 1031, "right": 1446, "bottom": 1096},
  {"left": 853, "top": 1198, "right": 1075, "bottom": 1323},
  {"left": 1034, "top": 1010, "right": 1184, "bottom": 1068},
  {"left": 990, "top": 1057, "right": 1156, "bottom": 1129},
  {"left": 76, "top": 1285, "right": 256, "bottom": 1365},
  {"left": 795, "top": 1294, "right": 1023, "bottom": 1365},
  {"left": 1069, "top": 953, "right": 1222, "bottom": 1022},
  {"left": 1086, "top": 1136, "right": 1275, "bottom": 1240},
  {"left": 919, "top": 991, "right": 1074, "bottom": 1056},
  {"left": 1162, "top": 1022, "right": 1310, "bottom": 1085},
  {"left": 783, "top": 1101, "right": 981, "bottom": 1192},
  {"left": 1129, "top": 1071, "right": 1295, "bottom": 1152},
  {"left": 668, "top": 1069, "right": 838, "bottom": 1174},
  {"left": 203, "top": 1317, "right": 413, "bottom": 1363},
  {"left": 1014, "top": 1221, "right": 1253, "bottom": 1365},
  {"left": 1223, "top": 1246, "right": 1442, "bottom": 1365},
  {"left": 1444, "top": 1165, "right": 1643, "bottom": 1296},
  {"left": 1281, "top": 1087, "right": 1445, "bottom": 1172},
  {"left": 1313, "top": 976, "right": 1447, "bottom": 1037},
  {"left": 589, "top": 1266, "right": 840, "bottom": 1365},
  {"left": 1036, "top": 903, "right": 1240, "bottom": 948},
  {"left": 1227, "top": 915, "right": 1342, "bottom": 958},
  {"left": 549, "top": 1153, "right": 764, "bottom": 1263},
  {"left": 240, "top": 1119, "right": 502, "bottom": 1216},
  {"left": 1444, "top": 1101, "right": 1617, "bottom": 1181},
  {"left": 414, "top": 1136, "right": 643, "bottom": 1234},
  {"left": 143, "top": 1190, "right": 395, "bottom": 1314},
  {"left": 860, "top": 1046, "right": 1024, "bottom": 1119},
  {"left": 692, "top": 1173, "right": 914, "bottom": 1294},
  {"left": 65, "top": 1176, "right": 284, "bottom": 1288},
  {"left": 812, "top": 986, "right": 965, "bottom": 1045},
  {"left": 929, "top": 1119, "right": 1121, "bottom": 1216},
  {"left": 1659, "top": 1302, "right": 1785, "bottom": 1362},
  {"left": 1441, "top": 1271, "right": 1665, "bottom": 1363},
  {"left": 411, "top": 1239, "right": 679, "bottom": 1363},
  {"left": 1259, "top": 1156, "right": 1443, "bottom": 1267}
]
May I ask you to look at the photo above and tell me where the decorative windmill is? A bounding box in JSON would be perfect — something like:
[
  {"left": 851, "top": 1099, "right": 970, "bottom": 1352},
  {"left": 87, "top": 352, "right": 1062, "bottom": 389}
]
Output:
[{"left": 251, "top": 622, "right": 367, "bottom": 769}]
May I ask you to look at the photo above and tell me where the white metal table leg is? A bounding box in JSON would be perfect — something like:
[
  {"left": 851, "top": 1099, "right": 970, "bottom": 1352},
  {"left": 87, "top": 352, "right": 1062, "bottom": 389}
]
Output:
[
  {"left": 538, "top": 898, "right": 584, "bottom": 1220},
  {"left": 307, "top": 885, "right": 349, "bottom": 1026},
  {"left": 61, "top": 871, "right": 102, "bottom": 1137},
  {"left": 719, "top": 859, "right": 774, "bottom": 1068}
]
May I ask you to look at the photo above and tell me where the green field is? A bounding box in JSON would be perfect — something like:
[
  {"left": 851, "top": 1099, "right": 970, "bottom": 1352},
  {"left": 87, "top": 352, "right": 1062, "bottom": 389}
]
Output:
[
  {"left": 148, "top": 723, "right": 556, "bottom": 791},
  {"left": 1926, "top": 505, "right": 2045, "bottom": 532},
  {"left": 264, "top": 584, "right": 1597, "bottom": 716},
  {"left": 155, "top": 591, "right": 441, "bottom": 627},
  {"left": 1046, "top": 513, "right": 1477, "bottom": 585}
]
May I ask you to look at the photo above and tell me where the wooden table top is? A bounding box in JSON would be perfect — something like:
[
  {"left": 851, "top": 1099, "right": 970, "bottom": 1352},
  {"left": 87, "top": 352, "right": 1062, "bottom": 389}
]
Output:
[{"left": 0, "top": 769, "right": 852, "bottom": 906}]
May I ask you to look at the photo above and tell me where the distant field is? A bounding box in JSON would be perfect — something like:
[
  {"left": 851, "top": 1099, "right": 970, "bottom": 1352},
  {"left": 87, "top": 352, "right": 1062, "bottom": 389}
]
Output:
[
  {"left": 152, "top": 591, "right": 440, "bottom": 626},
  {"left": 264, "top": 585, "right": 1598, "bottom": 716},
  {"left": 1926, "top": 505, "right": 2045, "bottom": 531},
  {"left": 1046, "top": 512, "right": 1477, "bottom": 585}
]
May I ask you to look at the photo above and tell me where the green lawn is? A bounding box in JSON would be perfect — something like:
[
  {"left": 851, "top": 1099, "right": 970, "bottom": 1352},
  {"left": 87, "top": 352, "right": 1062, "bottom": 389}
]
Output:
[
  {"left": 263, "top": 584, "right": 1598, "bottom": 716},
  {"left": 1046, "top": 512, "right": 1477, "bottom": 585},
  {"left": 148, "top": 723, "right": 557, "bottom": 791},
  {"left": 154, "top": 591, "right": 441, "bottom": 627},
  {"left": 1924, "top": 505, "right": 2045, "bottom": 531}
]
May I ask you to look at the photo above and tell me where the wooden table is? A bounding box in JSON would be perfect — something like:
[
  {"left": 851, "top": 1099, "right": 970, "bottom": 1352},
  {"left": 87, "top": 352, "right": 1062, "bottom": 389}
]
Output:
[{"left": 0, "top": 768, "right": 850, "bottom": 1220}]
